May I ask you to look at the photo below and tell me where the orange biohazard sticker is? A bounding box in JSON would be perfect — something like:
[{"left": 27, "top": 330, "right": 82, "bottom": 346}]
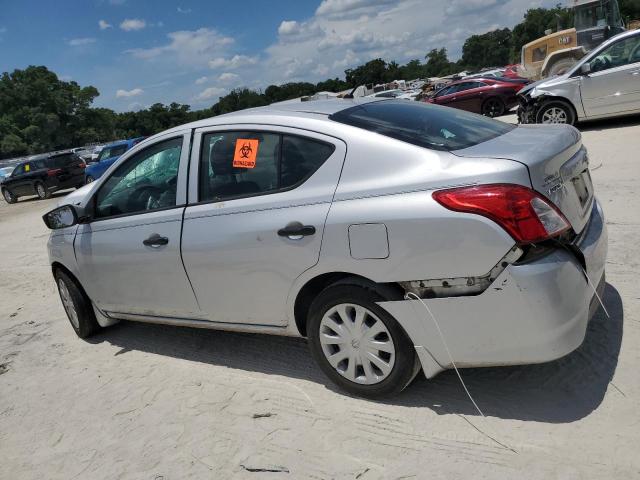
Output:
[{"left": 233, "top": 139, "right": 259, "bottom": 168}]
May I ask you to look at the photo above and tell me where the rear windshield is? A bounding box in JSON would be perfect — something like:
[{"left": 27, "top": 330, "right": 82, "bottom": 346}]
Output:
[{"left": 329, "top": 100, "right": 514, "bottom": 151}]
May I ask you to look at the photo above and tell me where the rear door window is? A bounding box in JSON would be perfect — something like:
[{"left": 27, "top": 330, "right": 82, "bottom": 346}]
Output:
[
  {"left": 198, "top": 132, "right": 335, "bottom": 202},
  {"left": 329, "top": 100, "right": 514, "bottom": 151}
]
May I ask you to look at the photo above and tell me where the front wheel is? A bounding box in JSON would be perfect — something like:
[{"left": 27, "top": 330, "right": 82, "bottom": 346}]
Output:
[
  {"left": 536, "top": 100, "right": 576, "bottom": 125},
  {"left": 307, "top": 284, "right": 417, "bottom": 398},
  {"left": 2, "top": 187, "right": 17, "bottom": 204},
  {"left": 85, "top": 175, "right": 94, "bottom": 184},
  {"left": 55, "top": 270, "right": 101, "bottom": 338}
]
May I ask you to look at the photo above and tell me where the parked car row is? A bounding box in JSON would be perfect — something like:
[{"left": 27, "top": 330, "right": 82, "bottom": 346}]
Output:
[{"left": 1, "top": 137, "right": 145, "bottom": 203}]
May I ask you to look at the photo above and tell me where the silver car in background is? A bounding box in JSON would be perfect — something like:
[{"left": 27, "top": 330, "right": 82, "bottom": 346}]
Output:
[
  {"left": 44, "top": 99, "right": 607, "bottom": 398},
  {"left": 519, "top": 28, "right": 640, "bottom": 125}
]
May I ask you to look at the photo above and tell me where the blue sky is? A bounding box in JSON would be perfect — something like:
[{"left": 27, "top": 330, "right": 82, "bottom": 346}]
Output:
[{"left": 0, "top": 0, "right": 556, "bottom": 112}]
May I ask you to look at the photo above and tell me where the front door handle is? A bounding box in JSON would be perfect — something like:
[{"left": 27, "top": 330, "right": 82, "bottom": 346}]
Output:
[
  {"left": 143, "top": 233, "right": 169, "bottom": 247},
  {"left": 277, "top": 222, "right": 316, "bottom": 239}
]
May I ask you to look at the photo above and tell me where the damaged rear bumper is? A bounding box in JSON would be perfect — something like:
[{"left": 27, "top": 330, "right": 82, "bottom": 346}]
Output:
[{"left": 377, "top": 199, "right": 608, "bottom": 378}]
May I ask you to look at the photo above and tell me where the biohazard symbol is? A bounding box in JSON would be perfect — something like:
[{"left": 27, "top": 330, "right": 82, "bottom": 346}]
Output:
[
  {"left": 239, "top": 142, "right": 252, "bottom": 158},
  {"left": 233, "top": 138, "right": 259, "bottom": 168}
]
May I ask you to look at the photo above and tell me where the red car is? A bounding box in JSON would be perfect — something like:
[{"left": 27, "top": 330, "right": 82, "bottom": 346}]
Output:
[{"left": 424, "top": 78, "right": 526, "bottom": 117}]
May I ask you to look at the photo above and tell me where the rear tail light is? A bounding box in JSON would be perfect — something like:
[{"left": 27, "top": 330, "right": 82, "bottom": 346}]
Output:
[
  {"left": 432, "top": 184, "right": 571, "bottom": 244},
  {"left": 47, "top": 168, "right": 62, "bottom": 177}
]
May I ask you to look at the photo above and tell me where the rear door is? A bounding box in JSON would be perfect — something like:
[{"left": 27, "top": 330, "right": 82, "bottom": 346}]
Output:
[
  {"left": 181, "top": 125, "right": 346, "bottom": 326},
  {"left": 581, "top": 33, "right": 640, "bottom": 117}
]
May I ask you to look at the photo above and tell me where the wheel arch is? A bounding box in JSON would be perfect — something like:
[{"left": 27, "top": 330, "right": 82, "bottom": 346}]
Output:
[{"left": 292, "top": 271, "right": 404, "bottom": 337}]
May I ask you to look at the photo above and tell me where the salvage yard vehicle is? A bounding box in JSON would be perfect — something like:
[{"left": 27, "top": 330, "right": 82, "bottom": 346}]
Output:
[
  {"left": 518, "top": 28, "right": 640, "bottom": 125},
  {"left": 84, "top": 137, "right": 145, "bottom": 184},
  {"left": 518, "top": 0, "right": 626, "bottom": 80},
  {"left": 424, "top": 78, "right": 525, "bottom": 117},
  {"left": 44, "top": 98, "right": 607, "bottom": 398},
  {"left": 1, "top": 152, "right": 86, "bottom": 204}
]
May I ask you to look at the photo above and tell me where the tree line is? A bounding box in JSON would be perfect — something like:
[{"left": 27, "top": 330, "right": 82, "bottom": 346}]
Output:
[{"left": 2, "top": 2, "right": 639, "bottom": 159}]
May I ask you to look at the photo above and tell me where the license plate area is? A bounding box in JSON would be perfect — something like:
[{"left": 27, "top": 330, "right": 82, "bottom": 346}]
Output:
[{"left": 571, "top": 169, "right": 593, "bottom": 210}]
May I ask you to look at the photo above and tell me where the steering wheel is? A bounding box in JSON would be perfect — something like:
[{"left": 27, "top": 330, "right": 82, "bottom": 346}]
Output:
[
  {"left": 629, "top": 43, "right": 640, "bottom": 64},
  {"left": 127, "top": 185, "right": 162, "bottom": 211}
]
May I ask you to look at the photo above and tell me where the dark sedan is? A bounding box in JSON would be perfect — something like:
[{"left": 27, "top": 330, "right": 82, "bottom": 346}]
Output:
[
  {"left": 1, "top": 152, "right": 86, "bottom": 204},
  {"left": 424, "top": 78, "right": 526, "bottom": 117}
]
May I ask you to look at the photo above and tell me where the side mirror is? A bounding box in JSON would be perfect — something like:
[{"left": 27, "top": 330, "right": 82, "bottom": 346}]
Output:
[
  {"left": 42, "top": 205, "right": 79, "bottom": 230},
  {"left": 580, "top": 63, "right": 591, "bottom": 75}
]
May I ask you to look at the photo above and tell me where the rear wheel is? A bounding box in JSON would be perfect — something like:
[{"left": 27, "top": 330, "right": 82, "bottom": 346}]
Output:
[
  {"left": 481, "top": 97, "right": 505, "bottom": 118},
  {"left": 536, "top": 100, "right": 576, "bottom": 125},
  {"left": 546, "top": 57, "right": 577, "bottom": 77},
  {"left": 2, "top": 187, "right": 17, "bottom": 204},
  {"left": 307, "top": 284, "right": 417, "bottom": 398},
  {"left": 55, "top": 270, "right": 100, "bottom": 339},
  {"left": 35, "top": 181, "right": 51, "bottom": 199}
]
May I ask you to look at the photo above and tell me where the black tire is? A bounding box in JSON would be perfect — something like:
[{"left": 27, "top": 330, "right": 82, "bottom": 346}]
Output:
[
  {"left": 307, "top": 284, "right": 416, "bottom": 398},
  {"left": 481, "top": 97, "right": 505, "bottom": 118},
  {"left": 54, "top": 270, "right": 100, "bottom": 339},
  {"left": 2, "top": 187, "right": 17, "bottom": 204},
  {"left": 35, "top": 181, "right": 51, "bottom": 199},
  {"left": 85, "top": 176, "right": 95, "bottom": 185},
  {"left": 536, "top": 100, "right": 576, "bottom": 126}
]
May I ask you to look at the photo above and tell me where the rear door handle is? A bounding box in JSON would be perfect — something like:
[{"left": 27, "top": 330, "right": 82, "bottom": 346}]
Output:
[
  {"left": 278, "top": 222, "right": 316, "bottom": 239},
  {"left": 143, "top": 233, "right": 169, "bottom": 247}
]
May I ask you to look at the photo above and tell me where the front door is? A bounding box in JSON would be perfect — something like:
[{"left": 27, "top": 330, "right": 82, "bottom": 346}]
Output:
[
  {"left": 181, "top": 126, "right": 346, "bottom": 326},
  {"left": 75, "top": 133, "right": 200, "bottom": 318},
  {"left": 581, "top": 33, "right": 640, "bottom": 117}
]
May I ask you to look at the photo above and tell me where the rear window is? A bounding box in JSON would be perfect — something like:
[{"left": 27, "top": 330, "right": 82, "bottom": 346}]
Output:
[
  {"left": 329, "top": 100, "right": 514, "bottom": 151},
  {"left": 48, "top": 154, "right": 80, "bottom": 168}
]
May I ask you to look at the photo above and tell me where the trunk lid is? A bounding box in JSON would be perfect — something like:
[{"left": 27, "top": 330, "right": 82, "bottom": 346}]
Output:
[{"left": 452, "top": 124, "right": 594, "bottom": 234}]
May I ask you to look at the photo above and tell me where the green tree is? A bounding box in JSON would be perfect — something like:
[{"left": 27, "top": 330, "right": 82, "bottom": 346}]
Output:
[
  {"left": 620, "top": 0, "right": 640, "bottom": 22},
  {"left": 345, "top": 58, "right": 389, "bottom": 86},
  {"left": 424, "top": 48, "right": 455, "bottom": 77},
  {"left": 461, "top": 28, "right": 512, "bottom": 71},
  {"left": 510, "top": 6, "right": 573, "bottom": 62}
]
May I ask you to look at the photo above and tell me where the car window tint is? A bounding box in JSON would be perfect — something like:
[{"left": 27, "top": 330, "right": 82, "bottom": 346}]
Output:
[
  {"left": 329, "top": 100, "right": 515, "bottom": 152},
  {"left": 110, "top": 145, "right": 128, "bottom": 157},
  {"left": 12, "top": 165, "right": 25, "bottom": 176},
  {"left": 280, "top": 135, "right": 335, "bottom": 188},
  {"left": 97, "top": 148, "right": 110, "bottom": 161},
  {"left": 49, "top": 154, "right": 79, "bottom": 168},
  {"left": 590, "top": 34, "right": 640, "bottom": 72},
  {"left": 95, "top": 137, "right": 182, "bottom": 218},
  {"left": 199, "top": 131, "right": 280, "bottom": 202}
]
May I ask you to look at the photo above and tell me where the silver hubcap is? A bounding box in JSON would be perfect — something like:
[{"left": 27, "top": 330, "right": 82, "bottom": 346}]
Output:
[
  {"left": 86, "top": 177, "right": 94, "bottom": 184},
  {"left": 541, "top": 107, "right": 568, "bottom": 124},
  {"left": 58, "top": 279, "right": 79, "bottom": 329},
  {"left": 3, "top": 190, "right": 11, "bottom": 202},
  {"left": 319, "top": 303, "right": 395, "bottom": 385},
  {"left": 37, "top": 184, "right": 46, "bottom": 197}
]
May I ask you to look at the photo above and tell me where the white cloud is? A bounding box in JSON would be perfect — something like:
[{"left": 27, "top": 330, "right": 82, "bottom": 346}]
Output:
[
  {"left": 120, "top": 18, "right": 146, "bottom": 31},
  {"left": 68, "top": 37, "right": 96, "bottom": 46},
  {"left": 208, "top": 54, "right": 258, "bottom": 70},
  {"left": 316, "top": 0, "right": 397, "bottom": 17},
  {"left": 195, "top": 76, "right": 208, "bottom": 85},
  {"left": 98, "top": 19, "right": 112, "bottom": 30},
  {"left": 217, "top": 72, "right": 239, "bottom": 83},
  {"left": 177, "top": 7, "right": 192, "bottom": 13},
  {"left": 127, "top": 28, "right": 234, "bottom": 67},
  {"left": 195, "top": 86, "right": 227, "bottom": 101},
  {"left": 445, "top": 0, "right": 503, "bottom": 16},
  {"left": 277, "top": 20, "right": 323, "bottom": 43},
  {"left": 116, "top": 88, "right": 144, "bottom": 98}
]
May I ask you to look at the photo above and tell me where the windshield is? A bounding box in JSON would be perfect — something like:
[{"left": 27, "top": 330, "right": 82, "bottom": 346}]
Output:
[
  {"left": 329, "top": 100, "right": 515, "bottom": 151},
  {"left": 575, "top": 0, "right": 622, "bottom": 30}
]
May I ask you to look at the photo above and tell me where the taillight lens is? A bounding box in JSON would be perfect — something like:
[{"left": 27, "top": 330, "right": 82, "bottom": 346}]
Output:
[
  {"left": 433, "top": 184, "right": 571, "bottom": 244},
  {"left": 47, "top": 168, "right": 62, "bottom": 177}
]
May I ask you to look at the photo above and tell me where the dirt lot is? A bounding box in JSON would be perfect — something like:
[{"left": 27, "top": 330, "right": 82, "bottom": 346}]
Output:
[{"left": 1, "top": 115, "right": 639, "bottom": 479}]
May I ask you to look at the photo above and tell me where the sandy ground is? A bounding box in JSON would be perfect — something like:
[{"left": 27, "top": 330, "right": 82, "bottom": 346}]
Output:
[{"left": 1, "top": 114, "right": 639, "bottom": 479}]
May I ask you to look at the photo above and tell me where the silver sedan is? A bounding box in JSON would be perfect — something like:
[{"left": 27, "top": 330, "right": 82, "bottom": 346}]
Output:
[{"left": 44, "top": 98, "right": 607, "bottom": 398}]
